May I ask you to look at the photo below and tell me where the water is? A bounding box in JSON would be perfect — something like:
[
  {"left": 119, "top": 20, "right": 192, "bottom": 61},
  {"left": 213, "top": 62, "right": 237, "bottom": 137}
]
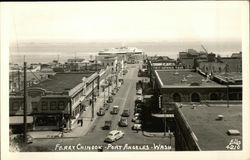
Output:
[{"left": 9, "top": 41, "right": 242, "bottom": 65}]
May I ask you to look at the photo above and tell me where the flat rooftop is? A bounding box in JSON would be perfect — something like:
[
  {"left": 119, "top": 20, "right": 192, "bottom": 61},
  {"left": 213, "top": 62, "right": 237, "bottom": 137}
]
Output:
[
  {"left": 33, "top": 72, "right": 94, "bottom": 92},
  {"left": 156, "top": 70, "right": 223, "bottom": 87},
  {"left": 179, "top": 103, "right": 242, "bottom": 150}
]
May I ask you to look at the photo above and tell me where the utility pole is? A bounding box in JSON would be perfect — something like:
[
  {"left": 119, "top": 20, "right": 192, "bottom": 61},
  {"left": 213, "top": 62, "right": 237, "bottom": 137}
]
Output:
[
  {"left": 17, "top": 69, "right": 20, "bottom": 91},
  {"left": 226, "top": 78, "right": 229, "bottom": 108},
  {"left": 91, "top": 81, "right": 95, "bottom": 121},
  {"left": 23, "top": 62, "right": 27, "bottom": 143}
]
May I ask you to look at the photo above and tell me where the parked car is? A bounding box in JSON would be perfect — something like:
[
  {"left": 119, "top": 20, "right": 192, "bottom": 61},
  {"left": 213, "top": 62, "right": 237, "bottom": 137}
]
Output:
[
  {"left": 103, "top": 120, "right": 112, "bottom": 130},
  {"left": 136, "top": 89, "right": 142, "bottom": 95},
  {"left": 107, "top": 96, "right": 113, "bottom": 103},
  {"left": 134, "top": 107, "right": 142, "bottom": 113},
  {"left": 132, "top": 124, "right": 142, "bottom": 130},
  {"left": 111, "top": 90, "right": 116, "bottom": 95},
  {"left": 104, "top": 103, "right": 110, "bottom": 110},
  {"left": 136, "top": 96, "right": 143, "bottom": 102},
  {"left": 119, "top": 118, "right": 128, "bottom": 127},
  {"left": 111, "top": 106, "right": 119, "bottom": 114},
  {"left": 121, "top": 109, "right": 130, "bottom": 117},
  {"left": 132, "top": 116, "right": 139, "bottom": 122},
  {"left": 104, "top": 130, "right": 124, "bottom": 143},
  {"left": 97, "top": 108, "right": 105, "bottom": 116},
  {"left": 134, "top": 119, "right": 142, "bottom": 124}
]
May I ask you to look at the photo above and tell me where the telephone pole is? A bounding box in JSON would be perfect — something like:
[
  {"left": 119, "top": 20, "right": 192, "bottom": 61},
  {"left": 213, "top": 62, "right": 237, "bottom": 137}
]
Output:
[{"left": 23, "top": 62, "right": 27, "bottom": 143}]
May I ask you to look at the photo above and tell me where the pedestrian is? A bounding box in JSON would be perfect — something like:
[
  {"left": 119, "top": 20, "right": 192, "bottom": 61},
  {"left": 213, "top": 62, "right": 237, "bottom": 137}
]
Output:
[{"left": 136, "top": 129, "right": 139, "bottom": 133}]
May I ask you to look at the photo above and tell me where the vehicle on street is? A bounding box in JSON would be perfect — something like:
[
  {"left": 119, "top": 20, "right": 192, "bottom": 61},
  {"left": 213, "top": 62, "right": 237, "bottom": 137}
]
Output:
[
  {"left": 135, "top": 96, "right": 143, "bottom": 103},
  {"left": 97, "top": 108, "right": 105, "bottom": 116},
  {"left": 121, "top": 109, "right": 130, "bottom": 117},
  {"left": 107, "top": 96, "right": 113, "bottom": 103},
  {"left": 104, "top": 130, "right": 124, "bottom": 143},
  {"left": 119, "top": 118, "right": 128, "bottom": 127},
  {"left": 104, "top": 103, "right": 110, "bottom": 110},
  {"left": 134, "top": 119, "right": 142, "bottom": 124},
  {"left": 136, "top": 89, "right": 142, "bottom": 95},
  {"left": 111, "top": 90, "right": 116, "bottom": 95},
  {"left": 134, "top": 107, "right": 142, "bottom": 113},
  {"left": 132, "top": 116, "right": 139, "bottom": 122},
  {"left": 103, "top": 120, "right": 112, "bottom": 130},
  {"left": 111, "top": 105, "right": 119, "bottom": 114},
  {"left": 132, "top": 124, "right": 142, "bottom": 130}
]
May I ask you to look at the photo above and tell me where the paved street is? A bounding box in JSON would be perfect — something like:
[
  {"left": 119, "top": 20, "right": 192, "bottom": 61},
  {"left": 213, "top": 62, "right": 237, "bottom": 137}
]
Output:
[{"left": 25, "top": 64, "right": 173, "bottom": 152}]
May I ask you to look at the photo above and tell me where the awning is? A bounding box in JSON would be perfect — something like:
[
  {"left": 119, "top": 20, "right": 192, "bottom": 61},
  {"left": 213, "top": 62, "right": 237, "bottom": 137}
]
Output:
[
  {"left": 9, "top": 116, "right": 33, "bottom": 125},
  {"left": 151, "top": 114, "right": 174, "bottom": 118}
]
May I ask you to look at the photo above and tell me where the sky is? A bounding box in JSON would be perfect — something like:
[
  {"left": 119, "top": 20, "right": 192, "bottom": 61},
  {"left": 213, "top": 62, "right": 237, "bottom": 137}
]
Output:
[{"left": 6, "top": 2, "right": 245, "bottom": 43}]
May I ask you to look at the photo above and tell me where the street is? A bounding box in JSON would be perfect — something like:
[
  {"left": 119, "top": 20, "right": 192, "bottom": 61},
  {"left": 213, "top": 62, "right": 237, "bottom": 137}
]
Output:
[{"left": 25, "top": 64, "right": 173, "bottom": 152}]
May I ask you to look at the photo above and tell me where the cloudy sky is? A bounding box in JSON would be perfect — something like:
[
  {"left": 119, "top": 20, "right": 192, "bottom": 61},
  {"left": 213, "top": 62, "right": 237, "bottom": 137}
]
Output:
[{"left": 7, "top": 1, "right": 245, "bottom": 43}]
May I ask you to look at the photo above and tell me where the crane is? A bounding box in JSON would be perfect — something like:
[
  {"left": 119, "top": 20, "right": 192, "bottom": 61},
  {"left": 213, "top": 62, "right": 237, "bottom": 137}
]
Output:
[{"left": 201, "top": 45, "right": 209, "bottom": 54}]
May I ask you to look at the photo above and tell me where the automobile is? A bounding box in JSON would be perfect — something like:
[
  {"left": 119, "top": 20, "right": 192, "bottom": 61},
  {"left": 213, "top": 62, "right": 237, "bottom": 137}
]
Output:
[
  {"left": 111, "top": 90, "right": 116, "bottom": 95},
  {"left": 132, "top": 116, "right": 139, "bottom": 122},
  {"left": 136, "top": 103, "right": 143, "bottom": 109},
  {"left": 111, "top": 106, "right": 119, "bottom": 114},
  {"left": 134, "top": 113, "right": 141, "bottom": 117},
  {"left": 134, "top": 119, "right": 142, "bottom": 124},
  {"left": 121, "top": 109, "right": 130, "bottom": 117},
  {"left": 97, "top": 108, "right": 105, "bottom": 116},
  {"left": 134, "top": 107, "right": 142, "bottom": 113},
  {"left": 136, "top": 89, "right": 142, "bottom": 95},
  {"left": 119, "top": 118, "right": 128, "bottom": 127},
  {"left": 103, "top": 120, "right": 112, "bottom": 130},
  {"left": 103, "top": 103, "right": 110, "bottom": 110},
  {"left": 135, "top": 96, "right": 143, "bottom": 103},
  {"left": 104, "top": 130, "right": 124, "bottom": 143},
  {"left": 132, "top": 124, "right": 142, "bottom": 130},
  {"left": 107, "top": 96, "right": 113, "bottom": 103}
]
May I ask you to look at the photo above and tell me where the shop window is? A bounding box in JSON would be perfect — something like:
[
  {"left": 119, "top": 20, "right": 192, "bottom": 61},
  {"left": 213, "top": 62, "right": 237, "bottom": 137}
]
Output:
[
  {"left": 58, "top": 101, "right": 65, "bottom": 110},
  {"left": 41, "top": 101, "right": 48, "bottom": 110},
  {"left": 50, "top": 101, "right": 57, "bottom": 110},
  {"left": 12, "top": 102, "right": 19, "bottom": 111},
  {"left": 32, "top": 102, "right": 38, "bottom": 112}
]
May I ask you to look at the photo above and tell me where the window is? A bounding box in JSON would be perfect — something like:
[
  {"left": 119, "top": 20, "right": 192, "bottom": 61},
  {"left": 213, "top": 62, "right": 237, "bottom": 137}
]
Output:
[
  {"left": 32, "top": 102, "right": 38, "bottom": 112},
  {"left": 12, "top": 102, "right": 19, "bottom": 111},
  {"left": 50, "top": 101, "right": 57, "bottom": 110},
  {"left": 41, "top": 101, "right": 48, "bottom": 110},
  {"left": 58, "top": 101, "right": 65, "bottom": 110}
]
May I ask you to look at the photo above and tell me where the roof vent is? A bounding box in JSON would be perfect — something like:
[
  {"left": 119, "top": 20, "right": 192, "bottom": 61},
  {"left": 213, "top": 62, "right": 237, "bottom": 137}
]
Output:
[
  {"left": 216, "top": 114, "right": 224, "bottom": 121},
  {"left": 186, "top": 74, "right": 193, "bottom": 78},
  {"left": 227, "top": 129, "right": 240, "bottom": 136}
]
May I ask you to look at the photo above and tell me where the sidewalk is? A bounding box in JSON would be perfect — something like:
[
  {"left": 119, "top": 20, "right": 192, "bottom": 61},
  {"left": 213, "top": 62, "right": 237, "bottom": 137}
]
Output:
[{"left": 28, "top": 90, "right": 108, "bottom": 139}]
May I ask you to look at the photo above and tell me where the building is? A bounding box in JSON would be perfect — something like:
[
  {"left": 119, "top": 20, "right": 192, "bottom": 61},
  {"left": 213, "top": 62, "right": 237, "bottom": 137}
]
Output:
[
  {"left": 9, "top": 71, "right": 100, "bottom": 132},
  {"left": 174, "top": 102, "right": 242, "bottom": 150},
  {"left": 154, "top": 70, "right": 234, "bottom": 103},
  {"left": 178, "top": 49, "right": 208, "bottom": 69}
]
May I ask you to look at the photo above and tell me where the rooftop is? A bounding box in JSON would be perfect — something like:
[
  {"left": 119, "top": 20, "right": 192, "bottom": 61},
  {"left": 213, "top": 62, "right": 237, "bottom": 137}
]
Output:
[
  {"left": 33, "top": 72, "right": 94, "bottom": 93},
  {"left": 214, "top": 72, "right": 242, "bottom": 83},
  {"left": 156, "top": 70, "right": 222, "bottom": 87},
  {"left": 178, "top": 103, "right": 242, "bottom": 150}
]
